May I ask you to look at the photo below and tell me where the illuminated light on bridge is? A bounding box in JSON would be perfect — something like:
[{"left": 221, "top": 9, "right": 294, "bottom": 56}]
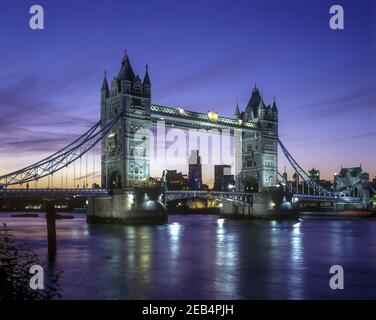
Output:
[
  {"left": 208, "top": 111, "right": 219, "bottom": 122},
  {"left": 177, "top": 108, "right": 186, "bottom": 116}
]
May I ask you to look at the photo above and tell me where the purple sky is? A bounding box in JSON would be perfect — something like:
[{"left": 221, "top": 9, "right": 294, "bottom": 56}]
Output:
[{"left": 0, "top": 0, "right": 375, "bottom": 184}]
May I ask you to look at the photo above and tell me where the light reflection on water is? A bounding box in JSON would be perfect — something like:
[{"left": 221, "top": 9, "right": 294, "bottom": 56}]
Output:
[
  {"left": 215, "top": 219, "right": 240, "bottom": 299},
  {"left": 168, "top": 222, "right": 181, "bottom": 260},
  {"left": 1, "top": 212, "right": 376, "bottom": 299},
  {"left": 288, "top": 222, "right": 304, "bottom": 299}
]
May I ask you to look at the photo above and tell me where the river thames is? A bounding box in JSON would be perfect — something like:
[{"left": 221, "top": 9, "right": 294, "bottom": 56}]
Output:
[{"left": 1, "top": 212, "right": 376, "bottom": 299}]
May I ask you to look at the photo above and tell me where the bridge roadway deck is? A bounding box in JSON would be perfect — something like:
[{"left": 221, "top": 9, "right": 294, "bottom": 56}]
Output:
[
  {"left": 293, "top": 194, "right": 361, "bottom": 203},
  {"left": 0, "top": 188, "right": 109, "bottom": 197},
  {"left": 0, "top": 189, "right": 362, "bottom": 204}
]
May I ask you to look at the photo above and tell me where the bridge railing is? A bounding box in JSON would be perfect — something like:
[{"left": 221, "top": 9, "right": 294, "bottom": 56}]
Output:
[{"left": 165, "top": 190, "right": 252, "bottom": 204}]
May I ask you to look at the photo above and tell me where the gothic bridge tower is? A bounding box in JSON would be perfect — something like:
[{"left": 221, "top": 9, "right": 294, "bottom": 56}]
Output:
[
  {"left": 100, "top": 53, "right": 151, "bottom": 189},
  {"left": 235, "top": 85, "right": 278, "bottom": 191}
]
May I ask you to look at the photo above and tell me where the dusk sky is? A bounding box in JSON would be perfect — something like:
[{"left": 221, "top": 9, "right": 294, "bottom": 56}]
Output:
[{"left": 0, "top": 0, "right": 375, "bottom": 185}]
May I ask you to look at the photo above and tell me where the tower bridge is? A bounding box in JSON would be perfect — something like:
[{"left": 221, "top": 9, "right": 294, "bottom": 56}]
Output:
[
  {"left": 99, "top": 54, "right": 278, "bottom": 192},
  {"left": 0, "top": 53, "right": 373, "bottom": 223}
]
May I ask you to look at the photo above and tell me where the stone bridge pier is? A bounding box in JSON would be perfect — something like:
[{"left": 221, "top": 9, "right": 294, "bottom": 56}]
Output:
[
  {"left": 220, "top": 189, "right": 297, "bottom": 219},
  {"left": 87, "top": 187, "right": 167, "bottom": 224}
]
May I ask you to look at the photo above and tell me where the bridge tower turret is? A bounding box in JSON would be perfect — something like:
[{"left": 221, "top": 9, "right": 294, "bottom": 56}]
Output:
[
  {"left": 100, "top": 73, "right": 109, "bottom": 124},
  {"left": 258, "top": 95, "right": 278, "bottom": 190},
  {"left": 234, "top": 102, "right": 241, "bottom": 119},
  {"left": 143, "top": 64, "right": 151, "bottom": 97},
  {"left": 100, "top": 53, "right": 151, "bottom": 189}
]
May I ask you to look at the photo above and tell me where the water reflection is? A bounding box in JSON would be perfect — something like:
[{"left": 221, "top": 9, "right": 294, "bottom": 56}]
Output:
[
  {"left": 169, "top": 222, "right": 181, "bottom": 238},
  {"left": 1, "top": 213, "right": 376, "bottom": 299},
  {"left": 136, "top": 227, "right": 152, "bottom": 277},
  {"left": 288, "top": 221, "right": 304, "bottom": 299},
  {"left": 215, "top": 218, "right": 240, "bottom": 299},
  {"left": 168, "top": 222, "right": 181, "bottom": 273}
]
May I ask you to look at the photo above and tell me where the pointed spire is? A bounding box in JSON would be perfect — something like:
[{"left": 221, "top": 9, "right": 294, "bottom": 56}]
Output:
[
  {"left": 246, "top": 86, "right": 262, "bottom": 110},
  {"left": 282, "top": 166, "right": 288, "bottom": 182},
  {"left": 272, "top": 96, "right": 278, "bottom": 112},
  {"left": 101, "top": 71, "right": 109, "bottom": 95},
  {"left": 117, "top": 51, "right": 135, "bottom": 81},
  {"left": 123, "top": 48, "right": 130, "bottom": 65},
  {"left": 234, "top": 100, "right": 240, "bottom": 117},
  {"left": 143, "top": 64, "right": 151, "bottom": 86}
]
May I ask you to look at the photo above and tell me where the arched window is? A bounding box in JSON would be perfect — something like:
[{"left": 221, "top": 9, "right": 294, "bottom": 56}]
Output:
[{"left": 109, "top": 170, "right": 122, "bottom": 189}]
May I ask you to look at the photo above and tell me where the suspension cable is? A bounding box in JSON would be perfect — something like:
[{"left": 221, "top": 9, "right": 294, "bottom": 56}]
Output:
[
  {"left": 93, "top": 145, "right": 95, "bottom": 187},
  {"left": 278, "top": 139, "right": 361, "bottom": 197},
  {"left": 80, "top": 156, "right": 82, "bottom": 188},
  {"left": 86, "top": 152, "right": 88, "bottom": 189},
  {"left": 0, "top": 114, "right": 121, "bottom": 187}
]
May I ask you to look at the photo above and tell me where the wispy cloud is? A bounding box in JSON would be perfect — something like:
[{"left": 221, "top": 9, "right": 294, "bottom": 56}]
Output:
[
  {"left": 154, "top": 53, "right": 254, "bottom": 100},
  {"left": 0, "top": 72, "right": 98, "bottom": 156},
  {"left": 287, "top": 131, "right": 376, "bottom": 148},
  {"left": 296, "top": 86, "right": 376, "bottom": 118}
]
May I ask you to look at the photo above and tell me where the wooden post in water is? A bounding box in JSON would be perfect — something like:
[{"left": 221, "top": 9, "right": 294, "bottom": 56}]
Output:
[{"left": 45, "top": 199, "right": 57, "bottom": 261}]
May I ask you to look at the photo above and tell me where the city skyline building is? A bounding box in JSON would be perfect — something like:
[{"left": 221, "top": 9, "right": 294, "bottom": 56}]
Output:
[
  {"left": 334, "top": 166, "right": 371, "bottom": 206},
  {"left": 214, "top": 165, "right": 235, "bottom": 191},
  {"left": 308, "top": 168, "right": 320, "bottom": 183},
  {"left": 188, "top": 150, "right": 202, "bottom": 190},
  {"left": 165, "top": 170, "right": 188, "bottom": 190}
]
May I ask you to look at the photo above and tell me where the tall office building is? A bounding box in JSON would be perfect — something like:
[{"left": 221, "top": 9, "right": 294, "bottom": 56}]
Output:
[
  {"left": 214, "top": 165, "right": 234, "bottom": 191},
  {"left": 188, "top": 150, "right": 202, "bottom": 190}
]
